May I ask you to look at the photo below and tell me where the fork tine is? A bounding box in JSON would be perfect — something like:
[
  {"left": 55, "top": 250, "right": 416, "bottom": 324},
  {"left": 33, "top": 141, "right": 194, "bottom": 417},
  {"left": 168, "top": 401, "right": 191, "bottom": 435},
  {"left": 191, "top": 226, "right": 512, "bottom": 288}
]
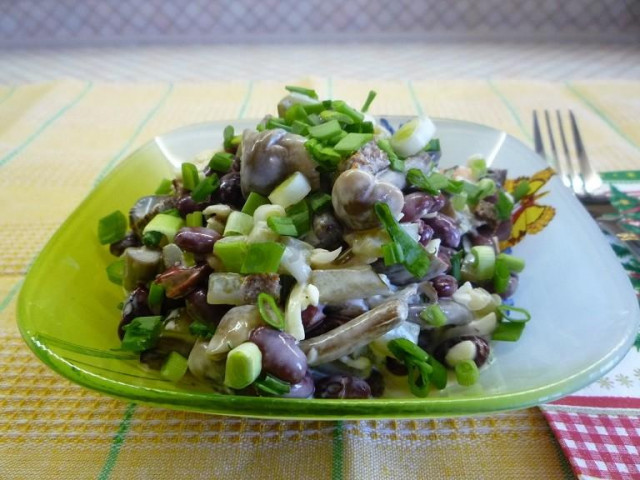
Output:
[
  {"left": 556, "top": 110, "right": 584, "bottom": 195},
  {"left": 569, "top": 110, "right": 603, "bottom": 195},
  {"left": 533, "top": 111, "right": 544, "bottom": 156},
  {"left": 543, "top": 110, "right": 570, "bottom": 188}
]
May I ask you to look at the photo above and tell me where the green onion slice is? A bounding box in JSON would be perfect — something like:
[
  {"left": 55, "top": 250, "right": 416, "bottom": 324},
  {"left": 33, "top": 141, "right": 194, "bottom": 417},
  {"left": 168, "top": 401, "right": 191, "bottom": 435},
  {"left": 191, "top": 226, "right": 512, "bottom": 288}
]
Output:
[
  {"left": 241, "top": 242, "right": 285, "bottom": 274},
  {"left": 455, "top": 359, "right": 479, "bottom": 386},
  {"left": 497, "top": 304, "right": 531, "bottom": 323},
  {"left": 181, "top": 163, "right": 200, "bottom": 191},
  {"left": 191, "top": 173, "right": 220, "bottom": 202},
  {"left": 254, "top": 374, "right": 291, "bottom": 396},
  {"left": 493, "top": 258, "right": 511, "bottom": 294},
  {"left": 491, "top": 321, "right": 526, "bottom": 342},
  {"left": 361, "top": 90, "right": 377, "bottom": 113},
  {"left": 213, "top": 239, "right": 248, "bottom": 273},
  {"left": 160, "top": 351, "right": 189, "bottom": 382},
  {"left": 427, "top": 356, "right": 448, "bottom": 390},
  {"left": 189, "top": 321, "right": 215, "bottom": 339},
  {"left": 450, "top": 250, "right": 464, "bottom": 282},
  {"left": 242, "top": 192, "right": 270, "bottom": 216},
  {"left": 105, "top": 258, "right": 125, "bottom": 286},
  {"left": 308, "top": 192, "right": 332, "bottom": 213},
  {"left": 407, "top": 169, "right": 462, "bottom": 195},
  {"left": 284, "top": 85, "right": 319, "bottom": 99},
  {"left": 308, "top": 120, "right": 343, "bottom": 140},
  {"left": 381, "top": 242, "right": 404, "bottom": 266},
  {"left": 208, "top": 152, "right": 234, "bottom": 172},
  {"left": 185, "top": 211, "right": 203, "bottom": 228},
  {"left": 120, "top": 316, "right": 163, "bottom": 352},
  {"left": 155, "top": 178, "right": 173, "bottom": 195},
  {"left": 147, "top": 282, "right": 165, "bottom": 313},
  {"left": 98, "top": 210, "right": 127, "bottom": 245},
  {"left": 420, "top": 304, "right": 447, "bottom": 327},
  {"left": 267, "top": 215, "right": 298, "bottom": 237},
  {"left": 497, "top": 253, "right": 525, "bottom": 273},
  {"left": 223, "top": 125, "right": 235, "bottom": 151},
  {"left": 257, "top": 292, "right": 285, "bottom": 330},
  {"left": 408, "top": 362, "right": 432, "bottom": 397},
  {"left": 377, "top": 138, "right": 404, "bottom": 172},
  {"left": 495, "top": 190, "right": 514, "bottom": 221},
  {"left": 333, "top": 133, "right": 373, "bottom": 155},
  {"left": 375, "top": 202, "right": 430, "bottom": 279},
  {"left": 512, "top": 180, "right": 530, "bottom": 203},
  {"left": 387, "top": 338, "right": 430, "bottom": 365}
]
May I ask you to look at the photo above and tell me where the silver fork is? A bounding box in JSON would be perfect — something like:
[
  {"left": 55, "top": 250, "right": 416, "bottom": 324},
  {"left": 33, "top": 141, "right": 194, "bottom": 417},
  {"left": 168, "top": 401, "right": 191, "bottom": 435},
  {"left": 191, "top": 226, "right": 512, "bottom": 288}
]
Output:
[{"left": 533, "top": 110, "right": 640, "bottom": 259}]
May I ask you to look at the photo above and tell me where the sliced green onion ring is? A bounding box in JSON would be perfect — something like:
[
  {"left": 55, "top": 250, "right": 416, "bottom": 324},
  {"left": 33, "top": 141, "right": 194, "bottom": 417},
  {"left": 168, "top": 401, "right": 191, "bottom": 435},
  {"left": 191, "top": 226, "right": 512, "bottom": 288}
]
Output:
[
  {"left": 497, "top": 304, "right": 531, "bottom": 323},
  {"left": 257, "top": 292, "right": 285, "bottom": 330}
]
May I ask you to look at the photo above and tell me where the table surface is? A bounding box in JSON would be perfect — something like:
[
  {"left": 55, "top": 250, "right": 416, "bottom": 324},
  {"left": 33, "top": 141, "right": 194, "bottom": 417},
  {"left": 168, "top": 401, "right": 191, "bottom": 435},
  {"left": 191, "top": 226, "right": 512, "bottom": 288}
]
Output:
[{"left": 1, "top": 42, "right": 639, "bottom": 480}]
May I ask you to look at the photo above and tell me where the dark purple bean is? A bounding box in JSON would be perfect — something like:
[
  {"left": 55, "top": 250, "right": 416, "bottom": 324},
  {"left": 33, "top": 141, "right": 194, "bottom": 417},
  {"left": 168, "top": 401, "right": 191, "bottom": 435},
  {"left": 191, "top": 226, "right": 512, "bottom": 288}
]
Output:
[
  {"left": 468, "top": 232, "right": 494, "bottom": 247},
  {"left": 283, "top": 372, "right": 315, "bottom": 398},
  {"left": 231, "top": 155, "right": 241, "bottom": 172},
  {"left": 156, "top": 264, "right": 211, "bottom": 299},
  {"left": 311, "top": 212, "right": 344, "bottom": 250},
  {"left": 219, "top": 172, "right": 244, "bottom": 209},
  {"left": 186, "top": 288, "right": 230, "bottom": 324},
  {"left": 176, "top": 194, "right": 209, "bottom": 216},
  {"left": 301, "top": 305, "right": 326, "bottom": 332},
  {"left": 314, "top": 375, "right": 371, "bottom": 399},
  {"left": 434, "top": 335, "right": 490, "bottom": 368},
  {"left": 431, "top": 275, "right": 458, "bottom": 298},
  {"left": 366, "top": 370, "right": 385, "bottom": 398},
  {"left": 174, "top": 227, "right": 220, "bottom": 254},
  {"left": 424, "top": 214, "right": 461, "bottom": 248},
  {"left": 119, "top": 287, "right": 152, "bottom": 339},
  {"left": 496, "top": 220, "right": 512, "bottom": 241},
  {"left": 249, "top": 326, "right": 307, "bottom": 384},
  {"left": 304, "top": 316, "right": 349, "bottom": 339},
  {"left": 402, "top": 192, "right": 443, "bottom": 222},
  {"left": 110, "top": 232, "right": 141, "bottom": 257},
  {"left": 417, "top": 220, "right": 434, "bottom": 246},
  {"left": 499, "top": 274, "right": 519, "bottom": 299},
  {"left": 487, "top": 168, "right": 507, "bottom": 186},
  {"left": 385, "top": 356, "right": 408, "bottom": 376}
]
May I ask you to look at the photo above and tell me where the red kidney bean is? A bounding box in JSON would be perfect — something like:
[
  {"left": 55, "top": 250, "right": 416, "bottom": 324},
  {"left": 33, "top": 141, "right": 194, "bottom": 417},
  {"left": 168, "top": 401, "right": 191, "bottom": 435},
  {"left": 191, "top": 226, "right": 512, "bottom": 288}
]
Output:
[
  {"left": 176, "top": 193, "right": 210, "bottom": 217},
  {"left": 249, "top": 326, "right": 307, "bottom": 384},
  {"left": 186, "top": 288, "right": 231, "bottom": 324},
  {"left": 174, "top": 227, "right": 220, "bottom": 254},
  {"left": 283, "top": 372, "right": 315, "bottom": 398},
  {"left": 301, "top": 305, "right": 326, "bottom": 332},
  {"left": 304, "top": 316, "right": 349, "bottom": 339},
  {"left": 496, "top": 219, "right": 512, "bottom": 241},
  {"left": 401, "top": 192, "right": 445, "bottom": 222},
  {"left": 314, "top": 375, "right": 372, "bottom": 399},
  {"left": 110, "top": 232, "right": 141, "bottom": 257},
  {"left": 499, "top": 274, "right": 519, "bottom": 299},
  {"left": 311, "top": 212, "right": 344, "bottom": 250},
  {"left": 417, "top": 220, "right": 434, "bottom": 246},
  {"left": 366, "top": 370, "right": 385, "bottom": 398},
  {"left": 431, "top": 274, "right": 458, "bottom": 297},
  {"left": 385, "top": 356, "right": 408, "bottom": 376},
  {"left": 119, "top": 286, "right": 152, "bottom": 339},
  {"left": 424, "top": 214, "right": 461, "bottom": 248},
  {"left": 219, "top": 172, "right": 244, "bottom": 209},
  {"left": 468, "top": 232, "right": 494, "bottom": 247}
]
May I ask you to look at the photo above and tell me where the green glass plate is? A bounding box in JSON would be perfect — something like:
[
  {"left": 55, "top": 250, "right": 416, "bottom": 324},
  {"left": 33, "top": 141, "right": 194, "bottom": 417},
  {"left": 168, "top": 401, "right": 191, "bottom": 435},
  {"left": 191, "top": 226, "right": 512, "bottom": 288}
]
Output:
[{"left": 17, "top": 119, "right": 640, "bottom": 419}]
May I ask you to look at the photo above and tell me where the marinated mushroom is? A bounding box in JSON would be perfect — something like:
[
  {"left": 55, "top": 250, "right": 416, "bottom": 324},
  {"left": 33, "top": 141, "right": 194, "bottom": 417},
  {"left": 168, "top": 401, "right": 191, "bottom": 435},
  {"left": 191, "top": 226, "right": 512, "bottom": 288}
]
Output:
[
  {"left": 331, "top": 169, "right": 404, "bottom": 230},
  {"left": 239, "top": 129, "right": 320, "bottom": 197},
  {"left": 206, "top": 305, "right": 264, "bottom": 358},
  {"left": 129, "top": 195, "right": 175, "bottom": 235}
]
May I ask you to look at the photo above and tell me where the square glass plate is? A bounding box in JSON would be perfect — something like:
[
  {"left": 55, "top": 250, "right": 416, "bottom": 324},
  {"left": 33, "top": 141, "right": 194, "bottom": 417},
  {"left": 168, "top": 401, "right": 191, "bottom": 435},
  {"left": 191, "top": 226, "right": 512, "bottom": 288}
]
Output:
[{"left": 17, "top": 118, "right": 640, "bottom": 419}]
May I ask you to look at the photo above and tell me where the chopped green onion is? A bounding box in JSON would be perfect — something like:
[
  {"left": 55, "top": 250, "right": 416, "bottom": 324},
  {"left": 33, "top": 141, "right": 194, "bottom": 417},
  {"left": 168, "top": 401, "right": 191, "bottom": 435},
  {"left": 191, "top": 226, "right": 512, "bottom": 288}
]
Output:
[
  {"left": 381, "top": 242, "right": 404, "bottom": 266},
  {"left": 308, "top": 192, "right": 332, "bottom": 213},
  {"left": 181, "top": 163, "right": 200, "bottom": 191},
  {"left": 308, "top": 119, "right": 343, "bottom": 140},
  {"left": 241, "top": 242, "right": 285, "bottom": 274},
  {"left": 284, "top": 103, "right": 311, "bottom": 125},
  {"left": 427, "top": 356, "right": 448, "bottom": 390},
  {"left": 267, "top": 216, "right": 298, "bottom": 236},
  {"left": 333, "top": 133, "right": 373, "bottom": 155},
  {"left": 470, "top": 245, "right": 496, "bottom": 280},
  {"left": 360, "top": 121, "right": 374, "bottom": 134},
  {"left": 420, "top": 304, "right": 447, "bottom": 327},
  {"left": 120, "top": 316, "right": 162, "bottom": 352},
  {"left": 257, "top": 292, "right": 286, "bottom": 330},
  {"left": 406, "top": 169, "right": 461, "bottom": 195},
  {"left": 407, "top": 362, "right": 431, "bottom": 397},
  {"left": 160, "top": 351, "right": 189, "bottom": 382},
  {"left": 468, "top": 155, "right": 487, "bottom": 179},
  {"left": 361, "top": 90, "right": 377, "bottom": 113},
  {"left": 332, "top": 100, "right": 364, "bottom": 123},
  {"left": 189, "top": 321, "right": 215, "bottom": 339},
  {"left": 319, "top": 110, "right": 354, "bottom": 125},
  {"left": 291, "top": 120, "right": 309, "bottom": 136},
  {"left": 497, "top": 253, "right": 525, "bottom": 273},
  {"left": 390, "top": 117, "right": 436, "bottom": 157},
  {"left": 284, "top": 85, "right": 319, "bottom": 99},
  {"left": 450, "top": 251, "right": 464, "bottom": 282},
  {"left": 495, "top": 190, "right": 514, "bottom": 221},
  {"left": 492, "top": 321, "right": 526, "bottom": 341},
  {"left": 268, "top": 171, "right": 312, "bottom": 208},
  {"left": 208, "top": 152, "right": 234, "bottom": 172},
  {"left": 98, "top": 210, "right": 127, "bottom": 245},
  {"left": 377, "top": 138, "right": 404, "bottom": 172},
  {"left": 224, "top": 342, "right": 263, "bottom": 389},
  {"left": 265, "top": 117, "right": 292, "bottom": 132},
  {"left": 162, "top": 208, "right": 181, "bottom": 217},
  {"left": 155, "top": 178, "right": 173, "bottom": 195},
  {"left": 305, "top": 139, "right": 341, "bottom": 171},
  {"left": 475, "top": 178, "right": 497, "bottom": 201},
  {"left": 387, "top": 338, "right": 429, "bottom": 365},
  {"left": 213, "top": 238, "right": 248, "bottom": 272},
  {"left": 254, "top": 374, "right": 291, "bottom": 396},
  {"left": 147, "top": 282, "right": 165, "bottom": 313},
  {"left": 497, "top": 304, "right": 531, "bottom": 323},
  {"left": 143, "top": 213, "right": 184, "bottom": 242},
  {"left": 423, "top": 138, "right": 441, "bottom": 153},
  {"left": 242, "top": 192, "right": 269, "bottom": 215},
  {"left": 302, "top": 103, "right": 326, "bottom": 115},
  {"left": 106, "top": 258, "right": 125, "bottom": 286},
  {"left": 375, "top": 202, "right": 430, "bottom": 279},
  {"left": 191, "top": 173, "right": 220, "bottom": 202},
  {"left": 493, "top": 257, "right": 511, "bottom": 294},
  {"left": 224, "top": 211, "right": 254, "bottom": 236},
  {"left": 455, "top": 359, "right": 479, "bottom": 386},
  {"left": 185, "top": 211, "right": 203, "bottom": 228},
  {"left": 512, "top": 180, "right": 530, "bottom": 203},
  {"left": 142, "top": 231, "right": 164, "bottom": 248},
  {"left": 223, "top": 125, "right": 235, "bottom": 151},
  {"left": 451, "top": 192, "right": 468, "bottom": 211},
  {"left": 286, "top": 200, "right": 311, "bottom": 235}
]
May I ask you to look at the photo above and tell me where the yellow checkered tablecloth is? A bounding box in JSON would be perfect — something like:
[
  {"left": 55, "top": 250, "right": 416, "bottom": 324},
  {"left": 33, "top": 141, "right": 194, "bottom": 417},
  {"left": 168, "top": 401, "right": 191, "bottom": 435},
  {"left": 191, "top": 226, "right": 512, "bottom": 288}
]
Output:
[{"left": 2, "top": 78, "right": 640, "bottom": 479}]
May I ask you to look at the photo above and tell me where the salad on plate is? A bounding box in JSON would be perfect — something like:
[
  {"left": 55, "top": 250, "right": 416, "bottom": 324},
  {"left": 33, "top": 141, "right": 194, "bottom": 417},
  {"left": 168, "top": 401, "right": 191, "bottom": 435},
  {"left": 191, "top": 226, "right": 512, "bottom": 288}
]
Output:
[{"left": 98, "top": 86, "right": 550, "bottom": 400}]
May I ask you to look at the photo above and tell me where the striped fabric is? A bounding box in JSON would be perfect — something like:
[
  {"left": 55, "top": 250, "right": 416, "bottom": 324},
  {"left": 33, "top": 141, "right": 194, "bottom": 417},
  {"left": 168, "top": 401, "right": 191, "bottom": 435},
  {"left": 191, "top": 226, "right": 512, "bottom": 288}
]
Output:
[{"left": 1, "top": 78, "right": 640, "bottom": 479}]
